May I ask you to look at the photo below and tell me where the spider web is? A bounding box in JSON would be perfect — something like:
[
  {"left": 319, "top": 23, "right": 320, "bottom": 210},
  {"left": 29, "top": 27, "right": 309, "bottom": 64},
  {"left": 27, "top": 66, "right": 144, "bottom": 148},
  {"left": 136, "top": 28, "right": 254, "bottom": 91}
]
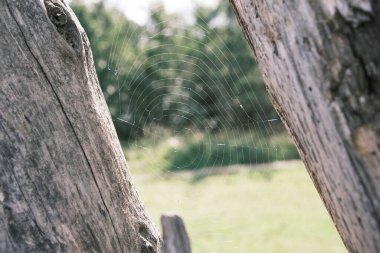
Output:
[
  {"left": 95, "top": 3, "right": 304, "bottom": 252},
  {"left": 106, "top": 18, "right": 288, "bottom": 169}
]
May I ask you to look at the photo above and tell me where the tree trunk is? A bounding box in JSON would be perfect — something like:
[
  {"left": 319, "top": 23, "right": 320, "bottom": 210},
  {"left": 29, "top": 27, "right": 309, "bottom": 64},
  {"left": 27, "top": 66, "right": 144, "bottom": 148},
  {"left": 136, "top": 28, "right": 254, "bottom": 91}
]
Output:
[
  {"left": 0, "top": 0, "right": 160, "bottom": 252},
  {"left": 230, "top": 0, "right": 380, "bottom": 252}
]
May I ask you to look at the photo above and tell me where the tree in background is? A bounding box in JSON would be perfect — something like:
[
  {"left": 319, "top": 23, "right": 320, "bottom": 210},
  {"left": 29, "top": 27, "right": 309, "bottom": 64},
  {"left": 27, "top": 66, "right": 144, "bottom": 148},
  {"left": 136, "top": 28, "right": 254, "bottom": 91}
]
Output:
[{"left": 71, "top": 0, "right": 279, "bottom": 141}]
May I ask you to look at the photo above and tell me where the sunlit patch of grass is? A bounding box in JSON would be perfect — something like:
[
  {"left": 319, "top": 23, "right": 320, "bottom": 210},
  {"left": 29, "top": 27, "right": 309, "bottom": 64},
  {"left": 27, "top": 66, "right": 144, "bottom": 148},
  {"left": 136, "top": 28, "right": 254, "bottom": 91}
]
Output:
[{"left": 133, "top": 162, "right": 347, "bottom": 253}]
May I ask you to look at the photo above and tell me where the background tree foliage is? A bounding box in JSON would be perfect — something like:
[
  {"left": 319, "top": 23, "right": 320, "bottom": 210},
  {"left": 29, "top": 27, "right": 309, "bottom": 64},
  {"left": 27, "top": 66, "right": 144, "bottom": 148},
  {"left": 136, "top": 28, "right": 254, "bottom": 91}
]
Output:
[{"left": 72, "top": 1, "right": 277, "bottom": 141}]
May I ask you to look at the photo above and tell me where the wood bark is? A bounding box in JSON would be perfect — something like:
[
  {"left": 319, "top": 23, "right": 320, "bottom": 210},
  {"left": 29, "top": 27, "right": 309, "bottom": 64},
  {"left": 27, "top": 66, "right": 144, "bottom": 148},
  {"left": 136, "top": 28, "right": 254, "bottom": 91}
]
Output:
[
  {"left": 161, "top": 215, "right": 191, "bottom": 253},
  {"left": 230, "top": 0, "right": 380, "bottom": 252},
  {"left": 0, "top": 0, "right": 160, "bottom": 252}
]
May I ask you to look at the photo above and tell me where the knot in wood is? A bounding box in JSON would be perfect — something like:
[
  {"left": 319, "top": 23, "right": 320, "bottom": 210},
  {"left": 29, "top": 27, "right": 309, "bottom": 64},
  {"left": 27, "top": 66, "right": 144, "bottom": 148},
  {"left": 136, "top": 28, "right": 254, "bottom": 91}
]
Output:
[
  {"left": 44, "top": 0, "right": 81, "bottom": 50},
  {"left": 46, "top": 2, "right": 67, "bottom": 26}
]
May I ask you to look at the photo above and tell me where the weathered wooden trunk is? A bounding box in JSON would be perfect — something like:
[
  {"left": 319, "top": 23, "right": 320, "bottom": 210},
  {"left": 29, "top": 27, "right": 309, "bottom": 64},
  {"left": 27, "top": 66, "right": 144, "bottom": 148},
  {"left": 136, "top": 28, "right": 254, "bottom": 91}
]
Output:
[
  {"left": 0, "top": 0, "right": 159, "bottom": 252},
  {"left": 230, "top": 0, "right": 380, "bottom": 252}
]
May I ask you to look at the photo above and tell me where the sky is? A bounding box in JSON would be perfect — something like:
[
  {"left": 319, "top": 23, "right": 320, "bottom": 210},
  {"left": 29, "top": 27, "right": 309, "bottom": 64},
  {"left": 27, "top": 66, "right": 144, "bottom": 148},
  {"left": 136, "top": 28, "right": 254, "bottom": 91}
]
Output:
[{"left": 74, "top": 0, "right": 219, "bottom": 25}]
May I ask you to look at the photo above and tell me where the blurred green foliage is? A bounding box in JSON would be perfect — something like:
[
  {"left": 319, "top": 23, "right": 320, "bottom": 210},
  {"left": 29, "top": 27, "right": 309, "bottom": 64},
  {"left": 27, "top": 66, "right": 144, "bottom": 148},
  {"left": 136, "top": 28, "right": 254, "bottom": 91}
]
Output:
[
  {"left": 167, "top": 133, "right": 300, "bottom": 171},
  {"left": 123, "top": 129, "right": 299, "bottom": 173},
  {"left": 72, "top": 1, "right": 278, "bottom": 141}
]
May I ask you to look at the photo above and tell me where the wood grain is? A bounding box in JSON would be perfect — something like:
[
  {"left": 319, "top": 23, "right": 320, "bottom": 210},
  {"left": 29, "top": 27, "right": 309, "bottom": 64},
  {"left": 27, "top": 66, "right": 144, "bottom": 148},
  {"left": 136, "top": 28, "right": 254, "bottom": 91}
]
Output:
[
  {"left": 0, "top": 0, "right": 160, "bottom": 252},
  {"left": 230, "top": 0, "right": 380, "bottom": 252}
]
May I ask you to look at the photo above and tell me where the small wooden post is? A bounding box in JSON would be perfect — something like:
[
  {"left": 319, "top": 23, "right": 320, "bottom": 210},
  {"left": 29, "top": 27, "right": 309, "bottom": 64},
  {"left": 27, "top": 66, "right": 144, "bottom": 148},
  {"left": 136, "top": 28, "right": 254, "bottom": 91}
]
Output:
[{"left": 161, "top": 214, "right": 192, "bottom": 253}]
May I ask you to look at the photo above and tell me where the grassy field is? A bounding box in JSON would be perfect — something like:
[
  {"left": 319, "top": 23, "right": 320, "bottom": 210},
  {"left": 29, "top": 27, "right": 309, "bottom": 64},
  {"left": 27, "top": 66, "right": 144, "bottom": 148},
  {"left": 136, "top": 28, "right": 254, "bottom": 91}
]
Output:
[{"left": 132, "top": 161, "right": 347, "bottom": 253}]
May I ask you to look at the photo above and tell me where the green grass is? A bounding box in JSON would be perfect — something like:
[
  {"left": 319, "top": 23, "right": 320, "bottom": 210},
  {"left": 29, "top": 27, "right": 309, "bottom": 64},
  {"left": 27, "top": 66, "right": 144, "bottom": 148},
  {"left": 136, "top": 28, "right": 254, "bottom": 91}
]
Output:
[{"left": 132, "top": 162, "right": 347, "bottom": 253}]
